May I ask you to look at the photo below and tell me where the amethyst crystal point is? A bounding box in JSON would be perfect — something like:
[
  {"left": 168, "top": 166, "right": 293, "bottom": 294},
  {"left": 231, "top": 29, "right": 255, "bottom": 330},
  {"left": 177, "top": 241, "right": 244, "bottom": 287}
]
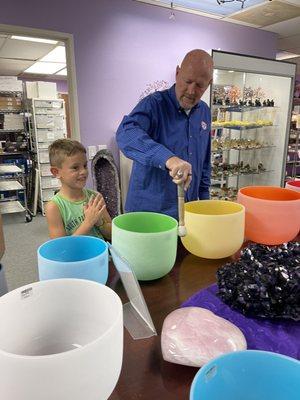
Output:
[{"left": 217, "top": 242, "right": 300, "bottom": 320}]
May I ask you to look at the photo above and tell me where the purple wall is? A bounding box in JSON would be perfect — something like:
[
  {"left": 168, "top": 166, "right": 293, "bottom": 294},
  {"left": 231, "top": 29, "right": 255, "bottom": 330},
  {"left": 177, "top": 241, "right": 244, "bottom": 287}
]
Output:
[{"left": 0, "top": 0, "right": 277, "bottom": 156}]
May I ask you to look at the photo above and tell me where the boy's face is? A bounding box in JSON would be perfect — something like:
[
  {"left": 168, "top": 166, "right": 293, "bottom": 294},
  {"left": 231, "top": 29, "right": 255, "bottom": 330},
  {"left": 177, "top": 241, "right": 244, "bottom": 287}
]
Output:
[{"left": 51, "top": 152, "right": 88, "bottom": 189}]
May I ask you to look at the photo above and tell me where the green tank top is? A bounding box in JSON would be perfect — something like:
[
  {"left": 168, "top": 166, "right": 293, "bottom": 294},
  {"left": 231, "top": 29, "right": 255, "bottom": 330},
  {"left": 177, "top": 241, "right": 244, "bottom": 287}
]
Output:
[{"left": 51, "top": 188, "right": 104, "bottom": 239}]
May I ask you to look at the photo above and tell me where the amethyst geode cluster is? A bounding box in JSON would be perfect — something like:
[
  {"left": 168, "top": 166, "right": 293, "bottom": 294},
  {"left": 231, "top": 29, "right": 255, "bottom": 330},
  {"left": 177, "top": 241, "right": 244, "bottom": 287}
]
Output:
[{"left": 217, "top": 242, "right": 300, "bottom": 321}]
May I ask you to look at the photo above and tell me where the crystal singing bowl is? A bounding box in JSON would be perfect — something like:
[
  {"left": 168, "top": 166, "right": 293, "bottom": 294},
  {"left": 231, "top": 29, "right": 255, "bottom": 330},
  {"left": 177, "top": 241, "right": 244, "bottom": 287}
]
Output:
[
  {"left": 286, "top": 180, "right": 300, "bottom": 193},
  {"left": 112, "top": 212, "right": 178, "bottom": 280},
  {"left": 181, "top": 200, "right": 245, "bottom": 259},
  {"left": 38, "top": 235, "right": 108, "bottom": 284},
  {"left": 237, "top": 186, "right": 300, "bottom": 245},
  {"left": 190, "top": 350, "right": 300, "bottom": 400},
  {"left": 0, "top": 279, "right": 123, "bottom": 400}
]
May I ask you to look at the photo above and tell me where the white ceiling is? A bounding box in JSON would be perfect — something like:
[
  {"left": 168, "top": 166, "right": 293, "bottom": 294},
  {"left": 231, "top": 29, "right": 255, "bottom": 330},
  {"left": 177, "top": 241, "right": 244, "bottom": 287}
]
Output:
[
  {"left": 0, "top": 34, "right": 67, "bottom": 80},
  {"left": 0, "top": 1, "right": 299, "bottom": 78},
  {"left": 263, "top": 1, "right": 300, "bottom": 73},
  {"left": 137, "top": 0, "right": 300, "bottom": 73}
]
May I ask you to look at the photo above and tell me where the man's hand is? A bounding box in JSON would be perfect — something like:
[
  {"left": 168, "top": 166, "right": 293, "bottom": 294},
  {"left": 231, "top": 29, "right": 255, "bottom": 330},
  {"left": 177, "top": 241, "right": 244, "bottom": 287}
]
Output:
[{"left": 165, "top": 156, "right": 192, "bottom": 190}]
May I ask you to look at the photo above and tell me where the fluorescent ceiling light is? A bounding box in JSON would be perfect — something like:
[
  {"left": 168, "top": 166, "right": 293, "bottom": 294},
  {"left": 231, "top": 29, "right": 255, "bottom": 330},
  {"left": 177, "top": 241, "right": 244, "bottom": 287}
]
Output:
[
  {"left": 24, "top": 62, "right": 66, "bottom": 74},
  {"left": 40, "top": 46, "right": 66, "bottom": 63},
  {"left": 11, "top": 35, "right": 58, "bottom": 44},
  {"left": 276, "top": 51, "right": 300, "bottom": 61},
  {"left": 55, "top": 68, "right": 67, "bottom": 76}
]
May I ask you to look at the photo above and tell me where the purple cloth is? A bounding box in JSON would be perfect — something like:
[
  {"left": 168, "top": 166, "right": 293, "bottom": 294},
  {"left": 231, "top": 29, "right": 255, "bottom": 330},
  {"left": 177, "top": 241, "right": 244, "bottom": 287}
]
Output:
[{"left": 181, "top": 284, "right": 300, "bottom": 360}]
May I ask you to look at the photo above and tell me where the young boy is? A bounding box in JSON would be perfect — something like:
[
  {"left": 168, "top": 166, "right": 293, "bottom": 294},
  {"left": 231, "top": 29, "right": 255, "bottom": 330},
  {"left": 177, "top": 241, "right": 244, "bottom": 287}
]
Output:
[{"left": 46, "top": 139, "right": 111, "bottom": 240}]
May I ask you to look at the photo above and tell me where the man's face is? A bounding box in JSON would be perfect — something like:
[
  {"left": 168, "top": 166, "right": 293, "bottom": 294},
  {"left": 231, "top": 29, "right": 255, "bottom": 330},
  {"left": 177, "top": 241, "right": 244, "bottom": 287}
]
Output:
[{"left": 175, "top": 64, "right": 212, "bottom": 109}]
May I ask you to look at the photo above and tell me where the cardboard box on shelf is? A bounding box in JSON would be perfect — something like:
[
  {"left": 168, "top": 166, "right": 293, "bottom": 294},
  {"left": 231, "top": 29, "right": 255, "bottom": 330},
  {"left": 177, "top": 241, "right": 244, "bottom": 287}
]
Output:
[
  {"left": 0, "top": 96, "right": 22, "bottom": 102},
  {"left": 0, "top": 77, "right": 23, "bottom": 92},
  {"left": 26, "top": 81, "right": 57, "bottom": 99},
  {"left": 0, "top": 101, "right": 22, "bottom": 106}
]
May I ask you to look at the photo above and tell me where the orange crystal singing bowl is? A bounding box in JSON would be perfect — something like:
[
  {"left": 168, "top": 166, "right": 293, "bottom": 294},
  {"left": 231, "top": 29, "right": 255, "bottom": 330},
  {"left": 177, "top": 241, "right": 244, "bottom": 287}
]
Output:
[
  {"left": 286, "top": 180, "right": 300, "bottom": 193},
  {"left": 237, "top": 186, "right": 300, "bottom": 245},
  {"left": 180, "top": 200, "right": 245, "bottom": 259}
]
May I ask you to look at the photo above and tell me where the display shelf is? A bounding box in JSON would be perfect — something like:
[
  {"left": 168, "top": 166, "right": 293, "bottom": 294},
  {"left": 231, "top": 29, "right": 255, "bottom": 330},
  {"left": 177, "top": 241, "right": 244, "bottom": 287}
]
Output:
[
  {"left": 212, "top": 105, "right": 279, "bottom": 112},
  {"left": 0, "top": 180, "right": 24, "bottom": 191},
  {"left": 0, "top": 129, "right": 24, "bottom": 133},
  {"left": 0, "top": 151, "right": 28, "bottom": 156},
  {"left": 0, "top": 200, "right": 25, "bottom": 214},
  {"left": 212, "top": 123, "right": 274, "bottom": 130},
  {"left": 0, "top": 109, "right": 22, "bottom": 113},
  {"left": 0, "top": 90, "right": 22, "bottom": 95},
  {"left": 210, "top": 51, "right": 295, "bottom": 191},
  {"left": 0, "top": 164, "right": 22, "bottom": 174},
  {"left": 0, "top": 82, "right": 33, "bottom": 221},
  {"left": 212, "top": 145, "right": 276, "bottom": 153},
  {"left": 28, "top": 98, "right": 66, "bottom": 215},
  {"left": 211, "top": 169, "right": 273, "bottom": 179}
]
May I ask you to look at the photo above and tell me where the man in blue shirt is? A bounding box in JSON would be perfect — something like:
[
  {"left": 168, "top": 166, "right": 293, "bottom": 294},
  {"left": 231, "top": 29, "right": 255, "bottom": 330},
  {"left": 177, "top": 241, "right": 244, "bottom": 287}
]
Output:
[{"left": 116, "top": 49, "right": 213, "bottom": 219}]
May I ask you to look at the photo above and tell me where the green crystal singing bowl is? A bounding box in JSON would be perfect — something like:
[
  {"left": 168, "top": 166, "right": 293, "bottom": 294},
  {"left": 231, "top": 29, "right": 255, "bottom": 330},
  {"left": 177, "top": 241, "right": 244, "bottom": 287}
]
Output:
[{"left": 112, "top": 212, "right": 178, "bottom": 281}]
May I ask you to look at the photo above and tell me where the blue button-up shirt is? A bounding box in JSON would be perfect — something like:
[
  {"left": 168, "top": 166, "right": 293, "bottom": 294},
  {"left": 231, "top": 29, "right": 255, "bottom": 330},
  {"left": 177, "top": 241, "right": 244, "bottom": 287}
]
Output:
[{"left": 116, "top": 85, "right": 211, "bottom": 219}]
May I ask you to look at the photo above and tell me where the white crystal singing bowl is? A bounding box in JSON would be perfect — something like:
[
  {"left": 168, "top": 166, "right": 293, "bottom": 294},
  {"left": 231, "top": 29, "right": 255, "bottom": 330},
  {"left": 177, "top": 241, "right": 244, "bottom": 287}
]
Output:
[{"left": 0, "top": 279, "right": 123, "bottom": 400}]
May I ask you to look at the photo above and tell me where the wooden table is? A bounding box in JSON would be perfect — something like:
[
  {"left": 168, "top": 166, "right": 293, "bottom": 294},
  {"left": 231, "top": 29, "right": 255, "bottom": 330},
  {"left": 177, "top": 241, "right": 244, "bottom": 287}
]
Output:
[{"left": 108, "top": 242, "right": 231, "bottom": 400}]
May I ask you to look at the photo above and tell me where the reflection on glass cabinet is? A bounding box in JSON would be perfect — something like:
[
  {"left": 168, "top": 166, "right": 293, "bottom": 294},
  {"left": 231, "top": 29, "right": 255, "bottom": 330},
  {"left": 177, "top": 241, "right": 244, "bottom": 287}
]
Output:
[{"left": 209, "top": 51, "right": 296, "bottom": 201}]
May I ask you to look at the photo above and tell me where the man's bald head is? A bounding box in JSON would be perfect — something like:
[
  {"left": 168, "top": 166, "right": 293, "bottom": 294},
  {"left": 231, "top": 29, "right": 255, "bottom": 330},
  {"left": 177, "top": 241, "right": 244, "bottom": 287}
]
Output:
[{"left": 175, "top": 49, "right": 213, "bottom": 109}]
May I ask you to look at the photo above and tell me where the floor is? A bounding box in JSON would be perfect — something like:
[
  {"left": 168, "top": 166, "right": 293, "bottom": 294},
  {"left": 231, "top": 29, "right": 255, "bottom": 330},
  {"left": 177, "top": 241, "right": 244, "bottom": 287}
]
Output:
[{"left": 2, "top": 213, "right": 49, "bottom": 291}]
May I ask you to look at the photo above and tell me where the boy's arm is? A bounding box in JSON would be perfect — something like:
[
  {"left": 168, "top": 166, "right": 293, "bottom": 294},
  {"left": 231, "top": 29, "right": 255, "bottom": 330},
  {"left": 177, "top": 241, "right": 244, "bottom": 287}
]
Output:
[
  {"left": 46, "top": 200, "right": 101, "bottom": 238},
  {"left": 45, "top": 201, "right": 67, "bottom": 239}
]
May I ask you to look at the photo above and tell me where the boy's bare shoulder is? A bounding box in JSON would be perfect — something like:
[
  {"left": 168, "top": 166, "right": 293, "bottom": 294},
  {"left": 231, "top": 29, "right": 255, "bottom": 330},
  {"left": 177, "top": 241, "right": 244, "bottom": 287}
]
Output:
[{"left": 45, "top": 200, "right": 59, "bottom": 214}]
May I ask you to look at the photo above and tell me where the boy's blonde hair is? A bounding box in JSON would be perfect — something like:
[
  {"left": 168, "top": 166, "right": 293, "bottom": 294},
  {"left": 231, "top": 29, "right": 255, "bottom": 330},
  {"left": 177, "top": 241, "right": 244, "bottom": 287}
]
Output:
[{"left": 49, "top": 139, "right": 86, "bottom": 167}]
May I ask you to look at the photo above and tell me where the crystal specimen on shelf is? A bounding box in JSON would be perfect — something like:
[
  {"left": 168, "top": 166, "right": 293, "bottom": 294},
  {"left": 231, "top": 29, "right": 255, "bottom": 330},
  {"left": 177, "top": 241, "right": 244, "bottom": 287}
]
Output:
[
  {"left": 217, "top": 242, "right": 300, "bottom": 321},
  {"left": 228, "top": 85, "right": 241, "bottom": 104},
  {"left": 161, "top": 307, "right": 247, "bottom": 367}
]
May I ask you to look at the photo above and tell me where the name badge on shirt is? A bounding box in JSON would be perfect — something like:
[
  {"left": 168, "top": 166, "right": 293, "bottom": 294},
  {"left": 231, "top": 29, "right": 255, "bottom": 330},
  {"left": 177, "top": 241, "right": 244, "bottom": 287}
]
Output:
[{"left": 201, "top": 121, "right": 207, "bottom": 130}]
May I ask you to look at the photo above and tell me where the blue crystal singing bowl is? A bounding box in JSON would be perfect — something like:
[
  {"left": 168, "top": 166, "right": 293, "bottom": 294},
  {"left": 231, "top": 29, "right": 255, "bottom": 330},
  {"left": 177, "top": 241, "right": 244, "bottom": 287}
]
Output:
[
  {"left": 38, "top": 236, "right": 108, "bottom": 284},
  {"left": 190, "top": 350, "right": 300, "bottom": 400}
]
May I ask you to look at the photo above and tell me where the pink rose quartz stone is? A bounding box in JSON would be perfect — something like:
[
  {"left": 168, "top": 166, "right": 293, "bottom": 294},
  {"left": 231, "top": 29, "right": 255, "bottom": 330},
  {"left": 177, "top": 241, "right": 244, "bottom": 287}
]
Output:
[{"left": 161, "top": 307, "right": 247, "bottom": 367}]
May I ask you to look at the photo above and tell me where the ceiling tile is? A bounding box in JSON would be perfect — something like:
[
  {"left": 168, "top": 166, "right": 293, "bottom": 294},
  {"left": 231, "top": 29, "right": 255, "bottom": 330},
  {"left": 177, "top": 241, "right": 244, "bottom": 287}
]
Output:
[
  {"left": 0, "top": 39, "right": 57, "bottom": 61},
  {"left": 0, "top": 59, "right": 34, "bottom": 75},
  {"left": 230, "top": 0, "right": 300, "bottom": 27},
  {"left": 265, "top": 15, "right": 300, "bottom": 37},
  {"left": 278, "top": 34, "right": 300, "bottom": 51}
]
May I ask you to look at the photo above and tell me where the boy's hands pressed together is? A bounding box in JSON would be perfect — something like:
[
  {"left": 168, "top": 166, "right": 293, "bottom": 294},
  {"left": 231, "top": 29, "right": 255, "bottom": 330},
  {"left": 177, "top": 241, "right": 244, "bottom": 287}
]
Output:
[
  {"left": 84, "top": 193, "right": 112, "bottom": 240},
  {"left": 83, "top": 193, "right": 106, "bottom": 227},
  {"left": 83, "top": 194, "right": 106, "bottom": 227}
]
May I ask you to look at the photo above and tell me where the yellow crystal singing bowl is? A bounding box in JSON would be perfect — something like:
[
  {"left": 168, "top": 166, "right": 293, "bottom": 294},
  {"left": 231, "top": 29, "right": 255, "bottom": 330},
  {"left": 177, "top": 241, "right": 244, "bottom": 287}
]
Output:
[{"left": 181, "top": 200, "right": 245, "bottom": 259}]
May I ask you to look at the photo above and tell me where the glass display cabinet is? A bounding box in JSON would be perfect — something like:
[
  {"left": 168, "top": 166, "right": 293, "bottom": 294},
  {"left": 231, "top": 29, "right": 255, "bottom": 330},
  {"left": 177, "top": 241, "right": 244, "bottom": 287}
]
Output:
[{"left": 208, "top": 50, "right": 296, "bottom": 201}]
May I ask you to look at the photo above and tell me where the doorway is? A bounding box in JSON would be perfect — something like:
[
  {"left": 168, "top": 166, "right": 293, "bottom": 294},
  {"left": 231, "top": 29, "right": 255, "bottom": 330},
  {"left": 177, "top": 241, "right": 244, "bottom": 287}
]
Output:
[{"left": 0, "top": 23, "right": 80, "bottom": 217}]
